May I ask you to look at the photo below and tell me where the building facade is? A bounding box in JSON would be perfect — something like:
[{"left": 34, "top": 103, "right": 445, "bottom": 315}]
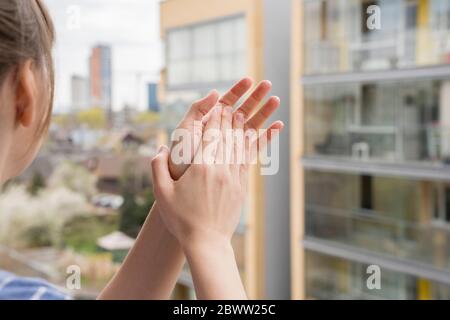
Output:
[
  {"left": 291, "top": 0, "right": 450, "bottom": 299},
  {"left": 159, "top": 0, "right": 291, "bottom": 299},
  {"left": 147, "top": 83, "right": 160, "bottom": 112},
  {"left": 89, "top": 45, "right": 113, "bottom": 113},
  {"left": 71, "top": 75, "right": 89, "bottom": 112}
]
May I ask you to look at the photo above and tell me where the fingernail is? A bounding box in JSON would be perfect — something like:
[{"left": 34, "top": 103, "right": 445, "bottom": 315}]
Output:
[{"left": 158, "top": 145, "right": 168, "bottom": 153}]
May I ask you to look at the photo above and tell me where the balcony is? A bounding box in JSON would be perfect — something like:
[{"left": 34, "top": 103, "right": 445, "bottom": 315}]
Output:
[
  {"left": 306, "top": 124, "right": 450, "bottom": 165},
  {"left": 304, "top": 28, "right": 450, "bottom": 76},
  {"left": 304, "top": 248, "right": 450, "bottom": 300},
  {"left": 305, "top": 205, "right": 450, "bottom": 272}
]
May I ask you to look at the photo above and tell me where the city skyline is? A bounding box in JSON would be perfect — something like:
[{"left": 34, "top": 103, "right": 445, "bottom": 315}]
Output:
[{"left": 46, "top": 0, "right": 163, "bottom": 113}]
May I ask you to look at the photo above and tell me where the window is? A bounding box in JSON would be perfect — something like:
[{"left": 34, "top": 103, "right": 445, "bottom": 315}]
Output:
[
  {"left": 431, "top": 0, "right": 450, "bottom": 30},
  {"left": 167, "top": 29, "right": 191, "bottom": 85},
  {"left": 360, "top": 175, "right": 373, "bottom": 210},
  {"left": 167, "top": 16, "right": 247, "bottom": 87},
  {"left": 433, "top": 184, "right": 450, "bottom": 225}
]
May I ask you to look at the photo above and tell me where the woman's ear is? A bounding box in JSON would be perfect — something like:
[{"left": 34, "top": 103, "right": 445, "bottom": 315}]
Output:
[{"left": 15, "top": 60, "right": 37, "bottom": 128}]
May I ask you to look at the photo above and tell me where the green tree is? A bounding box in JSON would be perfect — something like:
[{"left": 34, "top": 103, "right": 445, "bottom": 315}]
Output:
[
  {"left": 118, "top": 161, "right": 155, "bottom": 237},
  {"left": 48, "top": 161, "right": 97, "bottom": 199},
  {"left": 76, "top": 107, "right": 106, "bottom": 129},
  {"left": 28, "top": 171, "right": 46, "bottom": 196},
  {"left": 118, "top": 189, "right": 141, "bottom": 237},
  {"left": 133, "top": 111, "right": 160, "bottom": 125}
]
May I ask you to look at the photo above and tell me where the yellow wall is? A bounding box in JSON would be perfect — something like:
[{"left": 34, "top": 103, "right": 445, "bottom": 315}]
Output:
[
  {"left": 162, "top": 0, "right": 257, "bottom": 33},
  {"left": 416, "top": 0, "right": 432, "bottom": 65}
]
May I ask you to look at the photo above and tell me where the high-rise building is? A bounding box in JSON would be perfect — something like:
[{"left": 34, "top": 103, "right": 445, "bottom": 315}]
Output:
[
  {"left": 89, "top": 44, "right": 112, "bottom": 112},
  {"left": 291, "top": 0, "right": 450, "bottom": 299},
  {"left": 147, "top": 83, "right": 160, "bottom": 112},
  {"left": 70, "top": 75, "right": 89, "bottom": 111},
  {"left": 160, "top": 0, "right": 291, "bottom": 299}
]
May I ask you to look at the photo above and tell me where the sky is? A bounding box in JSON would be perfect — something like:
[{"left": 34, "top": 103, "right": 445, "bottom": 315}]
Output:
[{"left": 45, "top": 0, "right": 163, "bottom": 113}]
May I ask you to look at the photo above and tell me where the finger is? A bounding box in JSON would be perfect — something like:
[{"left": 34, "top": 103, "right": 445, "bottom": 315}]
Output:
[
  {"left": 216, "top": 106, "right": 233, "bottom": 164},
  {"left": 256, "top": 121, "right": 284, "bottom": 154},
  {"left": 219, "top": 77, "right": 253, "bottom": 107},
  {"left": 246, "top": 96, "right": 280, "bottom": 130},
  {"left": 171, "top": 91, "right": 219, "bottom": 178},
  {"left": 239, "top": 163, "right": 250, "bottom": 193},
  {"left": 235, "top": 80, "right": 272, "bottom": 120},
  {"left": 244, "top": 128, "right": 259, "bottom": 167},
  {"left": 198, "top": 105, "right": 222, "bottom": 164},
  {"left": 186, "top": 90, "right": 220, "bottom": 120},
  {"left": 151, "top": 145, "right": 173, "bottom": 196},
  {"left": 232, "top": 112, "right": 245, "bottom": 175}
]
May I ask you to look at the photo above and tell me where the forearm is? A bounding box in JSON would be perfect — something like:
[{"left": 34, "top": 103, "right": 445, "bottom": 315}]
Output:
[
  {"left": 185, "top": 236, "right": 247, "bottom": 300},
  {"left": 98, "top": 203, "right": 185, "bottom": 300}
]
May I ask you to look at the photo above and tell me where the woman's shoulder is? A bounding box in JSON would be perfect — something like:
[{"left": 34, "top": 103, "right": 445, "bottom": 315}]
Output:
[{"left": 0, "top": 270, "right": 71, "bottom": 300}]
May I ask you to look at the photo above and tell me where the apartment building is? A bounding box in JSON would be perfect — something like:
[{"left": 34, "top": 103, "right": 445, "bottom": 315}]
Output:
[
  {"left": 159, "top": 0, "right": 291, "bottom": 299},
  {"left": 89, "top": 44, "right": 113, "bottom": 113},
  {"left": 291, "top": 0, "right": 450, "bottom": 299}
]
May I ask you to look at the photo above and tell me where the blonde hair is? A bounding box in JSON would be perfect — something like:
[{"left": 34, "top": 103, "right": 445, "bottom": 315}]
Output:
[{"left": 0, "top": 0, "right": 55, "bottom": 135}]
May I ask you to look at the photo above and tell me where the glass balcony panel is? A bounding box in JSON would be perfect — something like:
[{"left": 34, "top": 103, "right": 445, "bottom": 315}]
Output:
[
  {"left": 305, "top": 250, "right": 450, "bottom": 299},
  {"left": 303, "top": 0, "right": 450, "bottom": 75},
  {"left": 305, "top": 170, "right": 450, "bottom": 270},
  {"left": 304, "top": 79, "right": 450, "bottom": 165}
]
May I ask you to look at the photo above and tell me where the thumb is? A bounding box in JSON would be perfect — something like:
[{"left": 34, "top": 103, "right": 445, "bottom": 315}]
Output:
[
  {"left": 151, "top": 145, "right": 173, "bottom": 196},
  {"left": 187, "top": 90, "right": 220, "bottom": 120}
]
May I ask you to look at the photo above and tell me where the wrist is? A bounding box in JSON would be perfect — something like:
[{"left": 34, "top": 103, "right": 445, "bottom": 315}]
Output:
[{"left": 183, "top": 231, "right": 233, "bottom": 258}]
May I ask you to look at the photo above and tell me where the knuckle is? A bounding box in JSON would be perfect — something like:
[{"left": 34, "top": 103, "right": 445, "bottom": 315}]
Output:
[
  {"left": 193, "top": 164, "right": 208, "bottom": 176},
  {"left": 151, "top": 155, "right": 160, "bottom": 168}
]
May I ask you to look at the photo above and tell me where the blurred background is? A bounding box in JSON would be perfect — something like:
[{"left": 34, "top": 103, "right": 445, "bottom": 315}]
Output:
[{"left": 0, "top": 0, "right": 450, "bottom": 300}]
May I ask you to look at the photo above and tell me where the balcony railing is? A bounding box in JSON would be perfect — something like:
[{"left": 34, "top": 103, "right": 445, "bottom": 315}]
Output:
[
  {"left": 304, "top": 28, "right": 450, "bottom": 75},
  {"left": 305, "top": 124, "right": 450, "bottom": 166},
  {"left": 305, "top": 205, "right": 450, "bottom": 271}
]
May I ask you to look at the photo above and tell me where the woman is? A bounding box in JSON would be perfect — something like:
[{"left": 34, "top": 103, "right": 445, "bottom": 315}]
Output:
[{"left": 0, "top": 0, "right": 283, "bottom": 300}]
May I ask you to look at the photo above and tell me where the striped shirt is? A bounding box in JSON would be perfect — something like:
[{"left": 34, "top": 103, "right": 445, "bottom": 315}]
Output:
[{"left": 0, "top": 270, "right": 71, "bottom": 300}]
